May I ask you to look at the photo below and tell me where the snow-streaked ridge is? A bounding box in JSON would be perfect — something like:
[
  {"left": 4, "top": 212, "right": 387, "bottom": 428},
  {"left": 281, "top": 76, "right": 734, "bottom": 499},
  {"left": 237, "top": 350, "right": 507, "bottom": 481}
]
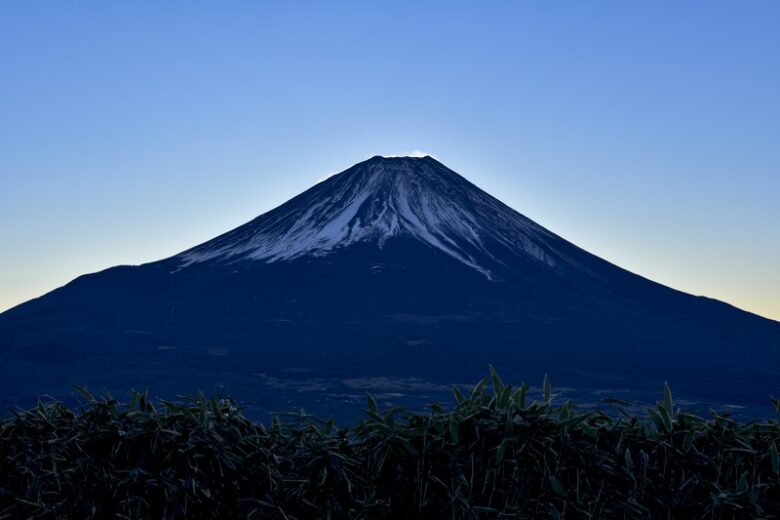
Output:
[{"left": 177, "top": 156, "right": 565, "bottom": 279}]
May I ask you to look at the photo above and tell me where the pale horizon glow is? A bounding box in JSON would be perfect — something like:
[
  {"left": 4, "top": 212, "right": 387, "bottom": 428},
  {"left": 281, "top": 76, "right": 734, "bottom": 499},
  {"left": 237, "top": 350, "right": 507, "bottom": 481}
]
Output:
[{"left": 1, "top": 2, "right": 778, "bottom": 321}]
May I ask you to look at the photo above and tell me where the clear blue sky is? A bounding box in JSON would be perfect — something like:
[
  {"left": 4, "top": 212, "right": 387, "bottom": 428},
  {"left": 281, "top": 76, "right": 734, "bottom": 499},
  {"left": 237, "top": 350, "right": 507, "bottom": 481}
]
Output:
[{"left": 1, "top": 2, "right": 778, "bottom": 320}]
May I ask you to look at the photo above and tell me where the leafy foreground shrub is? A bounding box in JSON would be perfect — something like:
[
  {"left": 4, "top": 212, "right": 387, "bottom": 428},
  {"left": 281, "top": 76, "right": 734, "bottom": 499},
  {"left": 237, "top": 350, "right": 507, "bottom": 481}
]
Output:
[{"left": 2, "top": 369, "right": 780, "bottom": 519}]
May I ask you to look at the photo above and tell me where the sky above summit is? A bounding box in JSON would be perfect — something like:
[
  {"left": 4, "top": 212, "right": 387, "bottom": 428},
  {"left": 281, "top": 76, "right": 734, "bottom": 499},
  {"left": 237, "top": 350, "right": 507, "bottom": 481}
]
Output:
[{"left": 1, "top": 2, "right": 778, "bottom": 320}]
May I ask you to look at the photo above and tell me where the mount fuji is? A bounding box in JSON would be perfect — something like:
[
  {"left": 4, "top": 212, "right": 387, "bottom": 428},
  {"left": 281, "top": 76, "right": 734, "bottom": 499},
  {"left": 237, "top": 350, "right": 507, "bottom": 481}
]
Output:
[{"left": 1, "top": 156, "right": 778, "bottom": 417}]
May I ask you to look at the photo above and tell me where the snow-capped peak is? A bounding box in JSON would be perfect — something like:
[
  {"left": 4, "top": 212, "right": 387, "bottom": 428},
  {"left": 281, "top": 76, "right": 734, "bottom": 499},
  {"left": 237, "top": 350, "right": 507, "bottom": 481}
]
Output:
[{"left": 177, "top": 156, "right": 562, "bottom": 279}]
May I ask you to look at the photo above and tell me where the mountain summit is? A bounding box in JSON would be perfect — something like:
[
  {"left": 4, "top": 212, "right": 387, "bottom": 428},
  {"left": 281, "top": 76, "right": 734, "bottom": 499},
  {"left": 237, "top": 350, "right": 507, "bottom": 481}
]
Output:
[
  {"left": 178, "top": 156, "right": 560, "bottom": 280},
  {"left": 1, "top": 156, "right": 778, "bottom": 417}
]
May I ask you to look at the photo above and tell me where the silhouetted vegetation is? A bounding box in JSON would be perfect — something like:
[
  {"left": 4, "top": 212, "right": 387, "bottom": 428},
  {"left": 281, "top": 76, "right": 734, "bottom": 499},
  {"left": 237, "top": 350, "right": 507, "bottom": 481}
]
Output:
[{"left": 2, "top": 367, "right": 780, "bottom": 518}]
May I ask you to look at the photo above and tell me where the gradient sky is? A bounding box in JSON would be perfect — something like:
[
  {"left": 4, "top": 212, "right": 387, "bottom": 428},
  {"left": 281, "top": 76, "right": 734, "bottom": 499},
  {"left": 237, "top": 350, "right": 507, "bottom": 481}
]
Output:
[{"left": 1, "top": 2, "right": 778, "bottom": 320}]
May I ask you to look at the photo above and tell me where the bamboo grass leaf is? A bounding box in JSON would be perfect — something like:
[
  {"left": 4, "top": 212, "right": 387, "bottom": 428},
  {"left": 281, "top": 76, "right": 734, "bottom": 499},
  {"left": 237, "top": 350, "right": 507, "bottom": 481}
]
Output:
[
  {"left": 489, "top": 364, "right": 504, "bottom": 395},
  {"left": 625, "top": 448, "right": 634, "bottom": 472},
  {"left": 550, "top": 475, "right": 566, "bottom": 497},
  {"left": 448, "top": 419, "right": 459, "bottom": 445},
  {"left": 664, "top": 382, "right": 673, "bottom": 418},
  {"left": 73, "top": 385, "right": 96, "bottom": 404},
  {"left": 543, "top": 374, "right": 551, "bottom": 405},
  {"left": 366, "top": 393, "right": 378, "bottom": 415},
  {"left": 452, "top": 385, "right": 465, "bottom": 404},
  {"left": 496, "top": 439, "right": 508, "bottom": 463}
]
